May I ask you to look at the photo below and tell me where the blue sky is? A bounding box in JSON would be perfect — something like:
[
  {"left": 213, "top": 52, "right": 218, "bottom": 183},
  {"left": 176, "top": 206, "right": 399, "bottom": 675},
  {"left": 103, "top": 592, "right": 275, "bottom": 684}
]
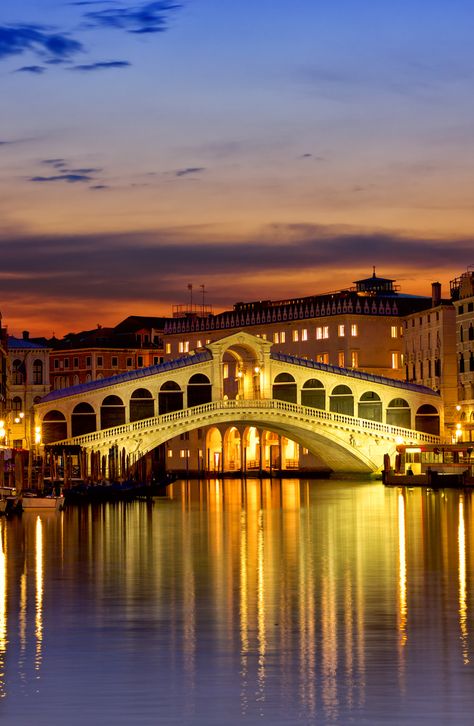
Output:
[{"left": 1, "top": 0, "right": 474, "bottom": 334}]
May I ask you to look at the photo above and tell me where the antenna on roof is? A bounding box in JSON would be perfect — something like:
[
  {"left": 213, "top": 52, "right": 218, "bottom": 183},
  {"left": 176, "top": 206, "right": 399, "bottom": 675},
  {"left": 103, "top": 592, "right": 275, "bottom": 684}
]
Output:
[{"left": 373, "top": 265, "right": 376, "bottom": 278}]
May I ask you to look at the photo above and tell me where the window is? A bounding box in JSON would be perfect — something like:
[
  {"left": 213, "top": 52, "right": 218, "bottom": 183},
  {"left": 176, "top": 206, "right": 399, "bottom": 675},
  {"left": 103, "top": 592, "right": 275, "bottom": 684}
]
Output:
[
  {"left": 351, "top": 324, "right": 358, "bottom": 337},
  {"left": 323, "top": 326, "right": 329, "bottom": 339},
  {"left": 391, "top": 352, "right": 399, "bottom": 369},
  {"left": 351, "top": 351, "right": 359, "bottom": 368},
  {"left": 302, "top": 329, "right": 308, "bottom": 341},
  {"left": 292, "top": 330, "right": 299, "bottom": 342},
  {"left": 97, "top": 356, "right": 103, "bottom": 367},
  {"left": 127, "top": 357, "right": 133, "bottom": 367},
  {"left": 280, "top": 331, "right": 286, "bottom": 343},
  {"left": 73, "top": 357, "right": 79, "bottom": 368},
  {"left": 261, "top": 333, "right": 267, "bottom": 340},
  {"left": 197, "top": 340, "right": 202, "bottom": 348},
  {"left": 274, "top": 332, "right": 280, "bottom": 343},
  {"left": 338, "top": 324, "right": 345, "bottom": 337},
  {"left": 223, "top": 363, "right": 229, "bottom": 378},
  {"left": 316, "top": 353, "right": 329, "bottom": 364},
  {"left": 179, "top": 342, "right": 184, "bottom": 353},
  {"left": 167, "top": 449, "right": 173, "bottom": 458},
  {"left": 153, "top": 356, "right": 159, "bottom": 365},
  {"left": 459, "top": 305, "right": 464, "bottom": 315},
  {"left": 165, "top": 343, "right": 171, "bottom": 354},
  {"left": 137, "top": 356, "right": 143, "bottom": 367},
  {"left": 64, "top": 358, "right": 69, "bottom": 369},
  {"left": 54, "top": 359, "right": 59, "bottom": 370},
  {"left": 86, "top": 356, "right": 91, "bottom": 367},
  {"left": 12, "top": 397, "right": 22, "bottom": 412},
  {"left": 33, "top": 359, "right": 43, "bottom": 384},
  {"left": 316, "top": 327, "right": 323, "bottom": 340},
  {"left": 391, "top": 326, "right": 398, "bottom": 338},
  {"left": 338, "top": 351, "right": 345, "bottom": 367},
  {"left": 112, "top": 357, "right": 118, "bottom": 367}
]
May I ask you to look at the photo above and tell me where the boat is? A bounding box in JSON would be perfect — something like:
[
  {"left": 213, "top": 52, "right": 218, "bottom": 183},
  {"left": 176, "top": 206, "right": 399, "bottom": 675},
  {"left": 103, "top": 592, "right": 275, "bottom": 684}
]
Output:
[
  {"left": 383, "top": 443, "right": 474, "bottom": 488},
  {"left": 21, "top": 493, "right": 65, "bottom": 511}
]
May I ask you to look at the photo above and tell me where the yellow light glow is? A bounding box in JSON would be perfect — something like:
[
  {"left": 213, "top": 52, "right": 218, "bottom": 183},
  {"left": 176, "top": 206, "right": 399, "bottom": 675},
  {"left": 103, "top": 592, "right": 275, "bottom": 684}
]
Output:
[
  {"left": 35, "top": 516, "right": 44, "bottom": 672},
  {"left": 406, "top": 447, "right": 421, "bottom": 454},
  {"left": 398, "top": 492, "right": 407, "bottom": 647},
  {"left": 395, "top": 436, "right": 404, "bottom": 445},
  {"left": 458, "top": 497, "right": 469, "bottom": 665}
]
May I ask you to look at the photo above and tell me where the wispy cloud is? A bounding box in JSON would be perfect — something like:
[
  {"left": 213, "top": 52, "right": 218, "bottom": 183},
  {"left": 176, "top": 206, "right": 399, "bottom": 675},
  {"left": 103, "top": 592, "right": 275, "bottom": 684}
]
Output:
[
  {"left": 14, "top": 64, "right": 45, "bottom": 74},
  {"left": 82, "top": 1, "right": 181, "bottom": 34},
  {"left": 175, "top": 167, "right": 205, "bottom": 177},
  {"left": 29, "top": 174, "right": 94, "bottom": 183},
  {"left": 0, "top": 24, "right": 82, "bottom": 61},
  {"left": 69, "top": 60, "right": 131, "bottom": 71}
]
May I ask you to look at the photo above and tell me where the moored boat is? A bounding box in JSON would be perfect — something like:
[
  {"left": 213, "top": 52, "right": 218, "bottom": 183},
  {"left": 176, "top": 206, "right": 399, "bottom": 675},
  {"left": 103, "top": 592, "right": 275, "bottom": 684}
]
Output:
[{"left": 21, "top": 494, "right": 65, "bottom": 511}]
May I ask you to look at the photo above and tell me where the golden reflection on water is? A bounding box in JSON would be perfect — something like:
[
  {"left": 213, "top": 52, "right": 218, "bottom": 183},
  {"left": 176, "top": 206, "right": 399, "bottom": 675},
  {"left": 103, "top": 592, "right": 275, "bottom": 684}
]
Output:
[
  {"left": 398, "top": 490, "right": 407, "bottom": 648},
  {"left": 458, "top": 496, "right": 469, "bottom": 665},
  {"left": 0, "top": 521, "right": 6, "bottom": 698},
  {"left": 35, "top": 516, "right": 44, "bottom": 674}
]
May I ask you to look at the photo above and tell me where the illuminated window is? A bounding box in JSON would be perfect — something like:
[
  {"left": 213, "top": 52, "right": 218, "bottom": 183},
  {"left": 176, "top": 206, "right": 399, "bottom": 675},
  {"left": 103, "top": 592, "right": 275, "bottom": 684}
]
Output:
[
  {"left": 292, "top": 330, "right": 299, "bottom": 342},
  {"left": 274, "top": 332, "right": 280, "bottom": 343},
  {"left": 316, "top": 353, "right": 329, "bottom": 364},
  {"left": 391, "top": 352, "right": 399, "bottom": 369},
  {"left": 281, "top": 331, "right": 286, "bottom": 343},
  {"left": 351, "top": 351, "right": 359, "bottom": 368},
  {"left": 167, "top": 449, "right": 173, "bottom": 458},
  {"left": 338, "top": 351, "right": 345, "bottom": 367},
  {"left": 179, "top": 341, "right": 190, "bottom": 353},
  {"left": 338, "top": 324, "right": 345, "bottom": 337},
  {"left": 302, "top": 329, "right": 308, "bottom": 341},
  {"left": 206, "top": 339, "right": 211, "bottom": 344},
  {"left": 391, "top": 326, "right": 398, "bottom": 338},
  {"left": 261, "top": 333, "right": 267, "bottom": 340},
  {"left": 323, "top": 326, "right": 329, "bottom": 339},
  {"left": 351, "top": 324, "right": 358, "bottom": 337},
  {"left": 223, "top": 363, "right": 229, "bottom": 378},
  {"left": 165, "top": 343, "right": 171, "bottom": 354},
  {"left": 316, "top": 327, "right": 323, "bottom": 340},
  {"left": 179, "top": 342, "right": 184, "bottom": 353},
  {"left": 197, "top": 339, "right": 202, "bottom": 348}
]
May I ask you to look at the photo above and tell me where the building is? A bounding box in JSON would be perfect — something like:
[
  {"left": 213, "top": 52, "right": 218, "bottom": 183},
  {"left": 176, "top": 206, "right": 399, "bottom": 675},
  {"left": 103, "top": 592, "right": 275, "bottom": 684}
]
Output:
[
  {"left": 403, "top": 282, "right": 457, "bottom": 431},
  {"left": 0, "top": 313, "right": 7, "bottom": 419},
  {"left": 451, "top": 268, "right": 474, "bottom": 441},
  {"left": 163, "top": 271, "right": 433, "bottom": 379},
  {"left": 7, "top": 332, "right": 50, "bottom": 449}
]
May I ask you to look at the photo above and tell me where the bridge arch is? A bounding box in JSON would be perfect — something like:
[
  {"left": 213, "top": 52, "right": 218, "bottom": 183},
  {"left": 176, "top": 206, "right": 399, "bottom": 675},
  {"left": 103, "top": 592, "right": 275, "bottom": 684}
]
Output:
[
  {"left": 42, "top": 410, "right": 67, "bottom": 444},
  {"left": 223, "top": 426, "right": 241, "bottom": 471},
  {"left": 330, "top": 384, "right": 354, "bottom": 416},
  {"left": 206, "top": 426, "right": 222, "bottom": 471},
  {"left": 301, "top": 378, "right": 325, "bottom": 409},
  {"left": 415, "top": 404, "right": 440, "bottom": 435},
  {"left": 72, "top": 402, "right": 96, "bottom": 437},
  {"left": 100, "top": 395, "right": 125, "bottom": 430},
  {"left": 130, "top": 388, "right": 154, "bottom": 421},
  {"left": 386, "top": 398, "right": 410, "bottom": 429},
  {"left": 273, "top": 372, "right": 297, "bottom": 403},
  {"left": 219, "top": 339, "right": 264, "bottom": 400},
  {"left": 159, "top": 381, "right": 183, "bottom": 414},
  {"left": 187, "top": 373, "right": 212, "bottom": 407},
  {"left": 358, "top": 391, "right": 382, "bottom": 422}
]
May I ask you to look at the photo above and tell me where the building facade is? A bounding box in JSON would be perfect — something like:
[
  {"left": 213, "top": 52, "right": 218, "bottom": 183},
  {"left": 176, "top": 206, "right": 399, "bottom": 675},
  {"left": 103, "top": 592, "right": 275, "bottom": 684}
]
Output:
[{"left": 451, "top": 268, "right": 474, "bottom": 440}]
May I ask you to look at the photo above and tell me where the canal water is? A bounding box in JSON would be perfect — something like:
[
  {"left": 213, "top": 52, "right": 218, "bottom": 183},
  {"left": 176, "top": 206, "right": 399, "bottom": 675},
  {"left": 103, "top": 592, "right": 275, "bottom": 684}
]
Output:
[{"left": 0, "top": 478, "right": 473, "bottom": 725}]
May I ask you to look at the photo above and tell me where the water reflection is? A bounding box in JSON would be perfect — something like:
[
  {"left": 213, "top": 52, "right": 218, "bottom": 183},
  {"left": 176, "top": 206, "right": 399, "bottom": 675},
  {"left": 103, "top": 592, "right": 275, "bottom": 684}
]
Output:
[{"left": 0, "top": 481, "right": 472, "bottom": 725}]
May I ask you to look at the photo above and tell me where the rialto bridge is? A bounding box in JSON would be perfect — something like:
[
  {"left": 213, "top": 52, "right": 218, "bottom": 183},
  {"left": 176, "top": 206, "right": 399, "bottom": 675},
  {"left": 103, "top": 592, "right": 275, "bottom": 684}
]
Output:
[{"left": 35, "top": 332, "right": 442, "bottom": 476}]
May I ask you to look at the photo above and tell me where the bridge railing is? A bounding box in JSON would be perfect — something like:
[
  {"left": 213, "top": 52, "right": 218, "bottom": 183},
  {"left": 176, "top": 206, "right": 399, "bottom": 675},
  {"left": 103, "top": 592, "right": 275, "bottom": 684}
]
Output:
[{"left": 56, "top": 398, "right": 440, "bottom": 447}]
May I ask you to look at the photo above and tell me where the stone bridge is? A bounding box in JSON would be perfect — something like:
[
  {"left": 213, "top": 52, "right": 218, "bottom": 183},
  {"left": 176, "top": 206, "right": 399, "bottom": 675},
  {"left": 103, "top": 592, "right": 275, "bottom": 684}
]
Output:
[{"left": 35, "top": 332, "right": 442, "bottom": 475}]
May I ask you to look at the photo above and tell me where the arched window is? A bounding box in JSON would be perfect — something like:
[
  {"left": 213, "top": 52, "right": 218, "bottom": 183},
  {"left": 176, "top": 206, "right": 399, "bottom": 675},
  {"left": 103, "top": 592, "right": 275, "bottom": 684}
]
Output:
[
  {"left": 73, "top": 375, "right": 80, "bottom": 385},
  {"left": 100, "top": 395, "right": 125, "bottom": 429},
  {"left": 358, "top": 391, "right": 382, "bottom": 422},
  {"left": 42, "top": 410, "right": 67, "bottom": 444},
  {"left": 12, "top": 359, "right": 25, "bottom": 385},
  {"left": 386, "top": 398, "right": 410, "bottom": 429},
  {"left": 130, "top": 388, "right": 154, "bottom": 421},
  {"left": 159, "top": 381, "right": 183, "bottom": 415},
  {"left": 272, "top": 372, "right": 297, "bottom": 403},
  {"left": 415, "top": 404, "right": 440, "bottom": 435},
  {"left": 301, "top": 379, "right": 325, "bottom": 409},
  {"left": 329, "top": 385, "right": 354, "bottom": 416},
  {"left": 71, "top": 402, "right": 96, "bottom": 437},
  {"left": 469, "top": 324, "right": 474, "bottom": 341},
  {"left": 33, "top": 359, "right": 43, "bottom": 385},
  {"left": 460, "top": 354, "right": 465, "bottom": 374},
  {"left": 187, "top": 373, "right": 212, "bottom": 407}
]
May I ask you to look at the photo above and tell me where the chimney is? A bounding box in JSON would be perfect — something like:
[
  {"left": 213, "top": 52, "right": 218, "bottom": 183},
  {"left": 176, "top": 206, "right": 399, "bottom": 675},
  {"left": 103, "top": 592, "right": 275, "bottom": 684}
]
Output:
[
  {"left": 431, "top": 282, "right": 441, "bottom": 307},
  {"left": 22, "top": 330, "right": 29, "bottom": 340}
]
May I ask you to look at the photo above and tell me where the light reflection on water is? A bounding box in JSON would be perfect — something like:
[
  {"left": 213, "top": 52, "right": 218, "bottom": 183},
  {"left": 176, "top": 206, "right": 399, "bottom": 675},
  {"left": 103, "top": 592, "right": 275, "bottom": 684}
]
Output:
[{"left": 0, "top": 479, "right": 473, "bottom": 724}]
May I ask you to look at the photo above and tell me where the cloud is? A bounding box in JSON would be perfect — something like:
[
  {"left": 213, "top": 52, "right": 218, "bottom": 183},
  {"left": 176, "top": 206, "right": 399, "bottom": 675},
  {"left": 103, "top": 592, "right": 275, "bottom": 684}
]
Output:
[
  {"left": 89, "top": 184, "right": 109, "bottom": 190},
  {"left": 29, "top": 174, "right": 93, "bottom": 183},
  {"left": 69, "top": 60, "right": 131, "bottom": 71},
  {"left": 82, "top": 1, "right": 181, "bottom": 34},
  {"left": 175, "top": 167, "right": 206, "bottom": 177},
  {"left": 14, "top": 64, "right": 45, "bottom": 74},
  {"left": 42, "top": 158, "right": 68, "bottom": 168},
  {"left": 0, "top": 24, "right": 83, "bottom": 61}
]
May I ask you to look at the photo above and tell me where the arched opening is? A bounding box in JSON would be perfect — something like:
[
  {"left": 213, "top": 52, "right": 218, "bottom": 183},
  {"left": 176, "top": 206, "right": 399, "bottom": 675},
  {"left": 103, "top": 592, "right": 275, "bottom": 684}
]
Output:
[
  {"left": 100, "top": 395, "right": 125, "bottom": 430},
  {"left": 220, "top": 342, "right": 261, "bottom": 400},
  {"left": 12, "top": 359, "right": 25, "bottom": 385},
  {"left": 71, "top": 402, "right": 96, "bottom": 437},
  {"left": 262, "top": 430, "right": 280, "bottom": 470},
  {"left": 301, "top": 378, "right": 325, "bottom": 409},
  {"left": 242, "top": 426, "right": 261, "bottom": 470},
  {"left": 273, "top": 372, "right": 297, "bottom": 403},
  {"left": 386, "top": 398, "right": 411, "bottom": 429},
  {"left": 130, "top": 388, "right": 154, "bottom": 421},
  {"left": 330, "top": 385, "right": 354, "bottom": 416},
  {"left": 33, "top": 359, "right": 43, "bottom": 385},
  {"left": 187, "top": 373, "right": 212, "bottom": 407},
  {"left": 158, "top": 381, "right": 183, "bottom": 415},
  {"left": 206, "top": 427, "right": 222, "bottom": 471},
  {"left": 415, "top": 404, "right": 440, "bottom": 435},
  {"left": 223, "top": 427, "right": 241, "bottom": 471},
  {"left": 42, "top": 410, "right": 67, "bottom": 444},
  {"left": 358, "top": 391, "right": 382, "bottom": 422}
]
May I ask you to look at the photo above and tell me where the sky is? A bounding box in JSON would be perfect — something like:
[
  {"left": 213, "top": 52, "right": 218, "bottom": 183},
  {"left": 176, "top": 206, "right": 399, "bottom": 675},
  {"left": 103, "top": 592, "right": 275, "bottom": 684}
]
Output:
[{"left": 1, "top": 0, "right": 474, "bottom": 336}]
